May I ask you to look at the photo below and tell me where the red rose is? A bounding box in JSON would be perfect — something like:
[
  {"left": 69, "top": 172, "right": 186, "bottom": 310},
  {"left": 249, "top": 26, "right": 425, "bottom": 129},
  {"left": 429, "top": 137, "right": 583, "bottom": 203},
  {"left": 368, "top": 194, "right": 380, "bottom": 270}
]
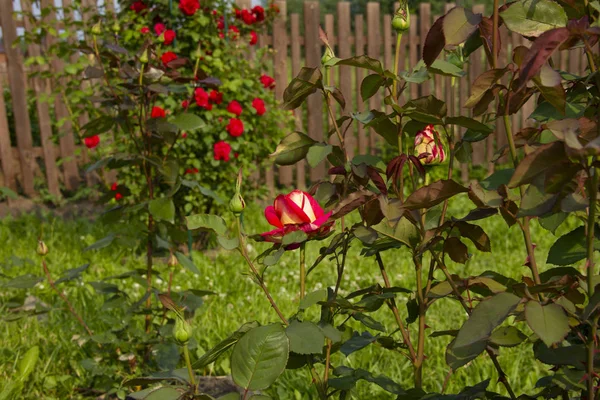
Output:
[
  {"left": 260, "top": 74, "right": 275, "bottom": 89},
  {"left": 213, "top": 141, "right": 232, "bottom": 161},
  {"left": 151, "top": 106, "right": 166, "bottom": 118},
  {"left": 140, "top": 27, "right": 150, "bottom": 34},
  {"left": 185, "top": 167, "right": 199, "bottom": 174},
  {"left": 115, "top": 193, "right": 123, "bottom": 201},
  {"left": 130, "top": 1, "right": 146, "bottom": 13},
  {"left": 226, "top": 118, "right": 244, "bottom": 137},
  {"left": 154, "top": 23, "right": 166, "bottom": 36},
  {"left": 226, "top": 100, "right": 243, "bottom": 116},
  {"left": 252, "top": 98, "right": 266, "bottom": 116},
  {"left": 110, "top": 182, "right": 118, "bottom": 191},
  {"left": 229, "top": 26, "right": 240, "bottom": 40},
  {"left": 182, "top": 132, "right": 187, "bottom": 138},
  {"left": 252, "top": 5, "right": 265, "bottom": 22},
  {"left": 241, "top": 9, "right": 256, "bottom": 25},
  {"left": 249, "top": 31, "right": 258, "bottom": 45},
  {"left": 195, "top": 88, "right": 211, "bottom": 109},
  {"left": 217, "top": 19, "right": 225, "bottom": 31},
  {"left": 179, "top": 0, "right": 200, "bottom": 16},
  {"left": 209, "top": 90, "right": 223, "bottom": 105},
  {"left": 163, "top": 29, "right": 176, "bottom": 45},
  {"left": 161, "top": 51, "right": 177, "bottom": 66},
  {"left": 84, "top": 135, "right": 100, "bottom": 149},
  {"left": 182, "top": 99, "right": 189, "bottom": 109}
]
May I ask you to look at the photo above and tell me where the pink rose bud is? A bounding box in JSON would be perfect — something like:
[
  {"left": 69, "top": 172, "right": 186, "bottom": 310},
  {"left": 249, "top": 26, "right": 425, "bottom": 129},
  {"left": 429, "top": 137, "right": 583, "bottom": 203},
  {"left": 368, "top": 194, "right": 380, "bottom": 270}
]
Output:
[{"left": 414, "top": 124, "right": 445, "bottom": 164}]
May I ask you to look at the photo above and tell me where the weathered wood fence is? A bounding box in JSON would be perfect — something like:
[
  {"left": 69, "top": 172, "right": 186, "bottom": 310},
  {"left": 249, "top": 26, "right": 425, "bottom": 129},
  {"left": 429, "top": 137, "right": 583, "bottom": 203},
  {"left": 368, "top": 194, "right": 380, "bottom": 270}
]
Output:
[{"left": 0, "top": 0, "right": 589, "bottom": 200}]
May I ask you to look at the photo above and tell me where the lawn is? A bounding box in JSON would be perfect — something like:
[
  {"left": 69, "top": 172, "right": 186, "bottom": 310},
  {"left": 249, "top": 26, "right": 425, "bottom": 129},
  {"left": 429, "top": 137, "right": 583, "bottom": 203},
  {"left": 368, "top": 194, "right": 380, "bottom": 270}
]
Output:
[{"left": 0, "top": 195, "right": 580, "bottom": 399}]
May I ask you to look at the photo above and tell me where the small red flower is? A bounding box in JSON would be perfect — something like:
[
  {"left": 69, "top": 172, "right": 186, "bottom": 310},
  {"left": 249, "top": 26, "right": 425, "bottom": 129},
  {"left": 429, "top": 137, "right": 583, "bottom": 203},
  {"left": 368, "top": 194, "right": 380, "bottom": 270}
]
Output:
[
  {"left": 252, "top": 98, "right": 266, "bottom": 116},
  {"left": 217, "top": 19, "right": 225, "bottom": 31},
  {"left": 130, "top": 1, "right": 147, "bottom": 13},
  {"left": 226, "top": 100, "right": 243, "bottom": 116},
  {"left": 161, "top": 51, "right": 177, "bottom": 67},
  {"left": 260, "top": 74, "right": 275, "bottom": 89},
  {"left": 115, "top": 193, "right": 123, "bottom": 201},
  {"left": 154, "top": 22, "right": 166, "bottom": 36},
  {"left": 249, "top": 31, "right": 258, "bottom": 45},
  {"left": 179, "top": 0, "right": 200, "bottom": 16},
  {"left": 84, "top": 135, "right": 100, "bottom": 149},
  {"left": 213, "top": 141, "right": 232, "bottom": 161},
  {"left": 185, "top": 167, "right": 199, "bottom": 174},
  {"left": 182, "top": 132, "right": 187, "bottom": 138},
  {"left": 252, "top": 5, "right": 265, "bottom": 22},
  {"left": 226, "top": 118, "right": 244, "bottom": 137},
  {"left": 209, "top": 90, "right": 223, "bottom": 105},
  {"left": 241, "top": 9, "right": 256, "bottom": 25},
  {"left": 140, "top": 27, "right": 150, "bottom": 34},
  {"left": 195, "top": 88, "right": 211, "bottom": 109},
  {"left": 163, "top": 29, "right": 176, "bottom": 45},
  {"left": 151, "top": 106, "right": 166, "bottom": 119},
  {"left": 110, "top": 182, "right": 118, "bottom": 191},
  {"left": 182, "top": 99, "right": 189, "bottom": 109}
]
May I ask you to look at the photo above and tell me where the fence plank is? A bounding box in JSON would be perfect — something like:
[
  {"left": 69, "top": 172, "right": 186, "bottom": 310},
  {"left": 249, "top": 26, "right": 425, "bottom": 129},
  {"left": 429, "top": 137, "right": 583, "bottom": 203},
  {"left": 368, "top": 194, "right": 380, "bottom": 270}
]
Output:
[
  {"left": 355, "top": 14, "right": 368, "bottom": 155},
  {"left": 433, "top": 14, "right": 443, "bottom": 101},
  {"left": 0, "top": 75, "right": 16, "bottom": 194},
  {"left": 304, "top": 1, "right": 324, "bottom": 182},
  {"left": 443, "top": 3, "right": 457, "bottom": 164},
  {"left": 367, "top": 2, "right": 381, "bottom": 154},
  {"left": 0, "top": 0, "right": 36, "bottom": 196},
  {"left": 21, "top": 0, "right": 61, "bottom": 198},
  {"left": 273, "top": 1, "right": 292, "bottom": 187},
  {"left": 290, "top": 13, "right": 306, "bottom": 190},
  {"left": 496, "top": 24, "right": 509, "bottom": 164},
  {"left": 419, "top": 3, "right": 431, "bottom": 97},
  {"left": 408, "top": 12, "right": 418, "bottom": 99},
  {"left": 337, "top": 2, "right": 354, "bottom": 159},
  {"left": 470, "top": 5, "right": 485, "bottom": 167},
  {"left": 325, "top": 13, "right": 339, "bottom": 151}
]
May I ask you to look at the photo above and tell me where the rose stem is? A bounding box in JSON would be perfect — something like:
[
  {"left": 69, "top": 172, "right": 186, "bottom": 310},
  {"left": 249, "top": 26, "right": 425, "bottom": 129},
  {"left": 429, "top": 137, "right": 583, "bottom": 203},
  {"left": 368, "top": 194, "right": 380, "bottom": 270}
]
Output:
[{"left": 299, "top": 242, "right": 306, "bottom": 300}]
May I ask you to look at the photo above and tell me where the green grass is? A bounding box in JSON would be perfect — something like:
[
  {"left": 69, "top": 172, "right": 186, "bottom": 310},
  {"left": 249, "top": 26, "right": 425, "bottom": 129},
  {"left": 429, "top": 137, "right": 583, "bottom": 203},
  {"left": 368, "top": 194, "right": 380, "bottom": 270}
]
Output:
[{"left": 0, "top": 196, "right": 581, "bottom": 399}]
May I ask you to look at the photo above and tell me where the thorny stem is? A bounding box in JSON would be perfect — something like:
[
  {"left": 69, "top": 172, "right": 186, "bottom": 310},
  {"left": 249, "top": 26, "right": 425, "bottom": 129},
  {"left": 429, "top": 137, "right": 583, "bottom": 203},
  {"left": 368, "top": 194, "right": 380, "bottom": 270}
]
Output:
[
  {"left": 236, "top": 218, "right": 288, "bottom": 325},
  {"left": 299, "top": 242, "right": 306, "bottom": 300},
  {"left": 393, "top": 33, "right": 403, "bottom": 102},
  {"left": 414, "top": 256, "right": 426, "bottom": 389},
  {"left": 375, "top": 253, "right": 417, "bottom": 362},
  {"left": 587, "top": 164, "right": 599, "bottom": 400},
  {"left": 42, "top": 258, "right": 93, "bottom": 336},
  {"left": 326, "top": 92, "right": 346, "bottom": 155},
  {"left": 182, "top": 345, "right": 197, "bottom": 393}
]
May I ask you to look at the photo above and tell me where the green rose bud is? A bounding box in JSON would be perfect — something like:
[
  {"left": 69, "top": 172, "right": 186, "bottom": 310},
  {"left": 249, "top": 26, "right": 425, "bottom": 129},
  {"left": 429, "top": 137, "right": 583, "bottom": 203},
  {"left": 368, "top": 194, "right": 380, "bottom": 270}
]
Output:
[
  {"left": 139, "top": 49, "right": 149, "bottom": 64},
  {"left": 91, "top": 21, "right": 102, "bottom": 36},
  {"left": 158, "top": 32, "right": 166, "bottom": 43},
  {"left": 321, "top": 44, "right": 335, "bottom": 66},
  {"left": 229, "top": 192, "right": 246, "bottom": 216},
  {"left": 173, "top": 317, "right": 192, "bottom": 346},
  {"left": 392, "top": 2, "right": 410, "bottom": 33},
  {"left": 37, "top": 240, "right": 49, "bottom": 256},
  {"left": 111, "top": 20, "right": 120, "bottom": 33}
]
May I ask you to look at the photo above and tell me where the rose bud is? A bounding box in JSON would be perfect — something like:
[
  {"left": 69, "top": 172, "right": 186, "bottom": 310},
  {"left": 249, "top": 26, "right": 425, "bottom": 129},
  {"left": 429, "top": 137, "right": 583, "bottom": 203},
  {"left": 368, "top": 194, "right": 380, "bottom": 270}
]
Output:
[
  {"left": 260, "top": 190, "right": 333, "bottom": 248},
  {"left": 414, "top": 124, "right": 446, "bottom": 164},
  {"left": 173, "top": 316, "right": 192, "bottom": 346},
  {"left": 392, "top": 1, "right": 410, "bottom": 33},
  {"left": 140, "top": 48, "right": 149, "bottom": 64},
  {"left": 229, "top": 193, "right": 246, "bottom": 216},
  {"left": 321, "top": 43, "right": 335, "bottom": 66},
  {"left": 111, "top": 20, "right": 120, "bottom": 33},
  {"left": 37, "top": 240, "right": 49, "bottom": 256},
  {"left": 91, "top": 21, "right": 102, "bottom": 36},
  {"left": 167, "top": 252, "right": 178, "bottom": 267}
]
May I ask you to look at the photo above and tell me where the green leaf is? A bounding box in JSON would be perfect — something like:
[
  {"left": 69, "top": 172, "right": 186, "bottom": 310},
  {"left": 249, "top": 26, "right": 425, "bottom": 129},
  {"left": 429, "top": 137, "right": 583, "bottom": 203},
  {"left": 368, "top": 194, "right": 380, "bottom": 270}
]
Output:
[
  {"left": 444, "top": 237, "right": 469, "bottom": 264},
  {"left": 282, "top": 67, "right": 322, "bottom": 110},
  {"left": 547, "top": 226, "right": 600, "bottom": 266},
  {"left": 500, "top": 0, "right": 568, "bottom": 37},
  {"left": 340, "top": 331, "right": 378, "bottom": 356},
  {"left": 508, "top": 142, "right": 567, "bottom": 188},
  {"left": 84, "top": 233, "right": 115, "bottom": 251},
  {"left": 217, "top": 236, "right": 239, "bottom": 250},
  {"left": 353, "top": 313, "right": 386, "bottom": 332},
  {"left": 446, "top": 116, "right": 493, "bottom": 134},
  {"left": 282, "top": 230, "right": 308, "bottom": 247},
  {"left": 446, "top": 338, "right": 487, "bottom": 370},
  {"left": 81, "top": 115, "right": 114, "bottom": 135},
  {"left": 2, "top": 274, "right": 43, "bottom": 289},
  {"left": 175, "top": 252, "right": 200, "bottom": 275},
  {"left": 539, "top": 212, "right": 567, "bottom": 234},
  {"left": 16, "top": 346, "right": 39, "bottom": 381},
  {"left": 231, "top": 324, "right": 289, "bottom": 391},
  {"left": 402, "top": 179, "right": 469, "bottom": 210},
  {"left": 335, "top": 55, "right": 384, "bottom": 75},
  {"left": 525, "top": 301, "right": 569, "bottom": 347},
  {"left": 171, "top": 113, "right": 204, "bottom": 131},
  {"left": 360, "top": 74, "right": 385, "bottom": 101},
  {"left": 300, "top": 289, "right": 327, "bottom": 310},
  {"left": 428, "top": 60, "right": 466, "bottom": 77},
  {"left": 465, "top": 68, "right": 509, "bottom": 108},
  {"left": 186, "top": 214, "right": 227, "bottom": 236},
  {"left": 479, "top": 169, "right": 514, "bottom": 190},
  {"left": 127, "top": 387, "right": 184, "bottom": 400},
  {"left": 490, "top": 326, "right": 528, "bottom": 347},
  {"left": 285, "top": 321, "right": 325, "bottom": 354},
  {"left": 193, "top": 322, "right": 259, "bottom": 369},
  {"left": 443, "top": 6, "right": 483, "bottom": 45},
  {"left": 271, "top": 132, "right": 316, "bottom": 166},
  {"left": 306, "top": 144, "right": 332, "bottom": 168},
  {"left": 55, "top": 264, "right": 90, "bottom": 285},
  {"left": 454, "top": 292, "right": 521, "bottom": 349},
  {"left": 149, "top": 198, "right": 175, "bottom": 224}
]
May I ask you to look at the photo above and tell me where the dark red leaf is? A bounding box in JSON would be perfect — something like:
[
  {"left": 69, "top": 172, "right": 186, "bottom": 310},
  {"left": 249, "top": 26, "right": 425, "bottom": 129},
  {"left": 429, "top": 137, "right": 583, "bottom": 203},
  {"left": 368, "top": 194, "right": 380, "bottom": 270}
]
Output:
[
  {"left": 367, "top": 166, "right": 388, "bottom": 195},
  {"left": 423, "top": 15, "right": 446, "bottom": 67},
  {"left": 402, "top": 179, "right": 469, "bottom": 210},
  {"left": 444, "top": 237, "right": 469, "bottom": 264}
]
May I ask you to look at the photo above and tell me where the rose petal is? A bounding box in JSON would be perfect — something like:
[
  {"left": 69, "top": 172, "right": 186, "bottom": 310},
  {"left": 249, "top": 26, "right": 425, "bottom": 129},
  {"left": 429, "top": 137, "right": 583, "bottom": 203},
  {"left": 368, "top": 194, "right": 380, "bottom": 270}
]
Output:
[
  {"left": 260, "top": 227, "right": 285, "bottom": 243},
  {"left": 275, "top": 194, "right": 309, "bottom": 225},
  {"left": 287, "top": 190, "right": 317, "bottom": 222},
  {"left": 305, "top": 192, "right": 324, "bottom": 219},
  {"left": 265, "top": 206, "right": 283, "bottom": 228}
]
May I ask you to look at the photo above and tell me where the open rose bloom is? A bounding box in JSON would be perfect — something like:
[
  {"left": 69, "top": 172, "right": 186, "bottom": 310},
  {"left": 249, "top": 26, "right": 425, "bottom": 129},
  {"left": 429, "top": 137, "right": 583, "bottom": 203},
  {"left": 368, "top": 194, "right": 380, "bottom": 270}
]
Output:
[
  {"left": 414, "top": 124, "right": 445, "bottom": 164},
  {"left": 261, "top": 190, "right": 333, "bottom": 247}
]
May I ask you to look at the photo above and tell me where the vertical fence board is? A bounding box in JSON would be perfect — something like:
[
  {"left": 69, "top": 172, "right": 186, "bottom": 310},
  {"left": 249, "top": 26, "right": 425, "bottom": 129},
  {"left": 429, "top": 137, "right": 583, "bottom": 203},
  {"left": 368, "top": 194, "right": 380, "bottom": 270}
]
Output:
[
  {"left": 337, "top": 2, "right": 354, "bottom": 159},
  {"left": 496, "top": 24, "right": 509, "bottom": 164},
  {"left": 0, "top": 75, "right": 16, "bottom": 194},
  {"left": 419, "top": 3, "right": 431, "bottom": 97},
  {"left": 0, "top": 0, "right": 36, "bottom": 196},
  {"left": 325, "top": 14, "right": 339, "bottom": 150},
  {"left": 510, "top": 32, "right": 521, "bottom": 134},
  {"left": 290, "top": 13, "right": 306, "bottom": 190},
  {"left": 470, "top": 5, "right": 485, "bottom": 167},
  {"left": 21, "top": 0, "right": 61, "bottom": 197},
  {"left": 408, "top": 14, "right": 418, "bottom": 99},
  {"left": 367, "top": 2, "right": 381, "bottom": 154},
  {"left": 304, "top": 1, "right": 324, "bottom": 182},
  {"left": 273, "top": 1, "right": 292, "bottom": 187},
  {"left": 433, "top": 14, "right": 443, "bottom": 101},
  {"left": 355, "top": 14, "right": 368, "bottom": 155}
]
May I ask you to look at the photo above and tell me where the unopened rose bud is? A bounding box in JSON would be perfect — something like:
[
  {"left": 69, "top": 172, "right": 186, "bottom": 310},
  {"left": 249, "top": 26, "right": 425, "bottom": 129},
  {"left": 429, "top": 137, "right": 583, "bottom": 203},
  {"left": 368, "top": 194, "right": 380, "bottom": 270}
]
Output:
[
  {"left": 111, "top": 20, "right": 120, "bottom": 33},
  {"left": 173, "top": 317, "right": 192, "bottom": 345},
  {"left": 414, "top": 125, "right": 445, "bottom": 164},
  {"left": 91, "top": 21, "right": 102, "bottom": 36},
  {"left": 392, "top": 1, "right": 410, "bottom": 33},
  {"left": 167, "top": 253, "right": 178, "bottom": 267},
  {"left": 229, "top": 192, "right": 246, "bottom": 216},
  {"left": 37, "top": 240, "right": 49, "bottom": 256},
  {"left": 139, "top": 49, "right": 149, "bottom": 64},
  {"left": 321, "top": 44, "right": 335, "bottom": 66}
]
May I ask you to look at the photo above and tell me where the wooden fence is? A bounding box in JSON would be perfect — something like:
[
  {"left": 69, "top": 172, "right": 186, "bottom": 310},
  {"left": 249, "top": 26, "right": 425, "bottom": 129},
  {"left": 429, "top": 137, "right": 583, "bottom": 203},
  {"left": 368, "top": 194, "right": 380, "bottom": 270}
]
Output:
[{"left": 0, "top": 0, "right": 589, "bottom": 201}]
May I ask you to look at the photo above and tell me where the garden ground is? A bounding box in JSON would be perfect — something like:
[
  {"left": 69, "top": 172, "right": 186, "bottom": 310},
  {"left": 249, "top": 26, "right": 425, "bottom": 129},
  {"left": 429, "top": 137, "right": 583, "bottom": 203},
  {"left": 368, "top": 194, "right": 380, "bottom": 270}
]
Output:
[{"left": 0, "top": 195, "right": 580, "bottom": 399}]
